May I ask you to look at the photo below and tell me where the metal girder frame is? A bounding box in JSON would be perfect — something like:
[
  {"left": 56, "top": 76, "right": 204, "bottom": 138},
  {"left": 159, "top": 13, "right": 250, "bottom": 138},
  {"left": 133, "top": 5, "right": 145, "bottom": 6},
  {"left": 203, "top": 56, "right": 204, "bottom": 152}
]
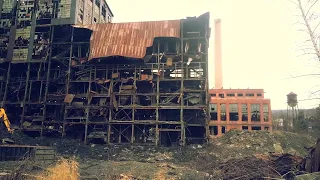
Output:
[
  {"left": 0, "top": 11, "right": 210, "bottom": 145},
  {"left": 0, "top": 0, "right": 55, "bottom": 134}
]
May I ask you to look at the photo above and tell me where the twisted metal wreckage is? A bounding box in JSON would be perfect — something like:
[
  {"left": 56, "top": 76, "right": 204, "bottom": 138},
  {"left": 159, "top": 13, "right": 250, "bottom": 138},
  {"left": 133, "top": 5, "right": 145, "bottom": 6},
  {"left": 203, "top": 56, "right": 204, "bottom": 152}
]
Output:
[{"left": 0, "top": 0, "right": 211, "bottom": 146}]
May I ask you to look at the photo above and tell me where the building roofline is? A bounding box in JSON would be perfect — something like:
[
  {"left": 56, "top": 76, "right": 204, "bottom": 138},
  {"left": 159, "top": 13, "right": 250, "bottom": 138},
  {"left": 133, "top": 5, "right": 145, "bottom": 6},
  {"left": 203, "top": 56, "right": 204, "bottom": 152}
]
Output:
[
  {"left": 209, "top": 89, "right": 265, "bottom": 91},
  {"left": 105, "top": 1, "right": 114, "bottom": 17}
]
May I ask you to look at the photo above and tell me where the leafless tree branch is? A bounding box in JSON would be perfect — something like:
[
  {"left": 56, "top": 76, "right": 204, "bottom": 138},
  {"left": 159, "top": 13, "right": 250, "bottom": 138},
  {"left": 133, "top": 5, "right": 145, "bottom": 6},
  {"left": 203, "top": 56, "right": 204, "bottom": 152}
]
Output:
[
  {"left": 312, "top": 21, "right": 320, "bottom": 34},
  {"left": 296, "top": 0, "right": 320, "bottom": 61},
  {"left": 287, "top": 73, "right": 320, "bottom": 79},
  {"left": 289, "top": 0, "right": 300, "bottom": 7},
  {"left": 297, "top": 52, "right": 318, "bottom": 57},
  {"left": 305, "top": 0, "right": 319, "bottom": 17}
]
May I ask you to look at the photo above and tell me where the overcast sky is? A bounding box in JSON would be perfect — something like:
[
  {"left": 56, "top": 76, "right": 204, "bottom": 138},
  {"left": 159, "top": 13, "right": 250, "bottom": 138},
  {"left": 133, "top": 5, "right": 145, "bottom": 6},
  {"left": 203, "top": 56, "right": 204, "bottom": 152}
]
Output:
[{"left": 107, "top": 0, "right": 320, "bottom": 110}]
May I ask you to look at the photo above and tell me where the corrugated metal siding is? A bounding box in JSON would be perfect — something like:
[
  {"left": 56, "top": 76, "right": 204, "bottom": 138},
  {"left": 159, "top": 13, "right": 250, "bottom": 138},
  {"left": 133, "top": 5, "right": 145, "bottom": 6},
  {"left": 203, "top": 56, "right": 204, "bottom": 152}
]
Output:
[{"left": 74, "top": 20, "right": 180, "bottom": 60}]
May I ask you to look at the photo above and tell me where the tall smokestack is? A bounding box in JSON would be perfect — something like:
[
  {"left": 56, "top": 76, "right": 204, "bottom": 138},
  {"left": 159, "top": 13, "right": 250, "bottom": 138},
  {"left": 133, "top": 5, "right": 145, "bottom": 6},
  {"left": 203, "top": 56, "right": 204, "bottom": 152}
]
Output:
[{"left": 214, "top": 19, "right": 223, "bottom": 89}]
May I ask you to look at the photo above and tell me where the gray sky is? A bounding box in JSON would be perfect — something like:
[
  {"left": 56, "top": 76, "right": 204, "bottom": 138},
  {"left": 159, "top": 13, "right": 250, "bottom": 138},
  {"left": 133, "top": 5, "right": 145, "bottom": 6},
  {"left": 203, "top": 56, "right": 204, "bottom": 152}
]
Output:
[{"left": 107, "top": 0, "right": 320, "bottom": 110}]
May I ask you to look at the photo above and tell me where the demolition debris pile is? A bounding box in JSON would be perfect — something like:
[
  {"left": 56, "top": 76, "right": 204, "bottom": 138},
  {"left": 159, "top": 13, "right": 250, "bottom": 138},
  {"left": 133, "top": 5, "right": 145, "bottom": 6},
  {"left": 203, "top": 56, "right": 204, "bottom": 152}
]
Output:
[
  {"left": 208, "top": 154, "right": 303, "bottom": 179},
  {"left": 207, "top": 130, "right": 315, "bottom": 162},
  {"left": 0, "top": 130, "right": 317, "bottom": 179}
]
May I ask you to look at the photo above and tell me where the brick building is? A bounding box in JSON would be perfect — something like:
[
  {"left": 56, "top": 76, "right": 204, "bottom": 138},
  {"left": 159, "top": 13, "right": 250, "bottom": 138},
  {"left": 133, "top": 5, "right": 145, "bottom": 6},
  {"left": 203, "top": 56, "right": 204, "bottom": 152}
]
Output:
[{"left": 208, "top": 89, "right": 272, "bottom": 136}]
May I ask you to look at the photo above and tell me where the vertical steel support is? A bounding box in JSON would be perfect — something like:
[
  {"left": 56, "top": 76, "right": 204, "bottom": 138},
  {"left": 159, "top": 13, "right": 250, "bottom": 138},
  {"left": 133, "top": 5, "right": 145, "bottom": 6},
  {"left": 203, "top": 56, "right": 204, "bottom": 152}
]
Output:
[
  {"left": 155, "top": 41, "right": 160, "bottom": 146},
  {"left": 62, "top": 26, "right": 74, "bottom": 137},
  {"left": 180, "top": 20, "right": 185, "bottom": 146},
  {"left": 131, "top": 66, "right": 136, "bottom": 144},
  {"left": 107, "top": 123, "right": 111, "bottom": 144},
  {"left": 2, "top": 63, "right": 11, "bottom": 107},
  {"left": 84, "top": 65, "right": 92, "bottom": 144},
  {"left": 21, "top": 63, "right": 31, "bottom": 127},
  {"left": 28, "top": 81, "right": 32, "bottom": 101},
  {"left": 41, "top": 23, "right": 55, "bottom": 137},
  {"left": 205, "top": 35, "right": 210, "bottom": 144},
  {"left": 107, "top": 68, "right": 115, "bottom": 144},
  {"left": 39, "top": 80, "right": 43, "bottom": 102}
]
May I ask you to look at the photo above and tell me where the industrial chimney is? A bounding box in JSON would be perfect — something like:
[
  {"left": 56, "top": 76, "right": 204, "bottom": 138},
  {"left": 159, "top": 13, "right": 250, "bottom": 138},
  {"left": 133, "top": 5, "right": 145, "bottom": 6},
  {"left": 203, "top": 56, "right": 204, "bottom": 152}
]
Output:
[{"left": 214, "top": 19, "right": 223, "bottom": 89}]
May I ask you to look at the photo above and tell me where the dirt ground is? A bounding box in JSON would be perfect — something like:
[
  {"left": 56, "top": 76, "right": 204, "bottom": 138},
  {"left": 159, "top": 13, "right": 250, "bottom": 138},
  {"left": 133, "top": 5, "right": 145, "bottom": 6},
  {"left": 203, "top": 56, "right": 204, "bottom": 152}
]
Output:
[{"left": 0, "top": 130, "right": 317, "bottom": 180}]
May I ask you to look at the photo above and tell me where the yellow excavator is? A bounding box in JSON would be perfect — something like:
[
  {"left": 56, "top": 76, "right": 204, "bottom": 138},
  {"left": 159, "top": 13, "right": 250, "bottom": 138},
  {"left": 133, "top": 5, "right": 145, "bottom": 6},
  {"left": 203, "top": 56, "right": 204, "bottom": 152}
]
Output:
[{"left": 0, "top": 108, "right": 14, "bottom": 144}]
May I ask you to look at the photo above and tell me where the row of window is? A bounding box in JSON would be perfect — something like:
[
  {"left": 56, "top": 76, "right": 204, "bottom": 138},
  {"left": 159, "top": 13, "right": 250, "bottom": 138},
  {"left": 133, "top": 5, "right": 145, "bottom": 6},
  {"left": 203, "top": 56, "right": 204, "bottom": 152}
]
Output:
[
  {"left": 209, "top": 126, "right": 270, "bottom": 135},
  {"left": 211, "top": 93, "right": 262, "bottom": 98},
  {"left": 210, "top": 103, "right": 269, "bottom": 112},
  {"left": 89, "top": 0, "right": 107, "bottom": 13},
  {"left": 210, "top": 103, "right": 270, "bottom": 122},
  {"left": 78, "top": 0, "right": 112, "bottom": 23}
]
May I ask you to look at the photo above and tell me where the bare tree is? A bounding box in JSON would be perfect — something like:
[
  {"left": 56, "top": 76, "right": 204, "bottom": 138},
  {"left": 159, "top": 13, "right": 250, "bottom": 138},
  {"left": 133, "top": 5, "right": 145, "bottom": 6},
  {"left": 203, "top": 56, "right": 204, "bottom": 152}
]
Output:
[
  {"left": 289, "top": 0, "right": 320, "bottom": 99},
  {"left": 290, "top": 0, "right": 320, "bottom": 61},
  {"left": 286, "top": 1, "right": 320, "bottom": 131}
]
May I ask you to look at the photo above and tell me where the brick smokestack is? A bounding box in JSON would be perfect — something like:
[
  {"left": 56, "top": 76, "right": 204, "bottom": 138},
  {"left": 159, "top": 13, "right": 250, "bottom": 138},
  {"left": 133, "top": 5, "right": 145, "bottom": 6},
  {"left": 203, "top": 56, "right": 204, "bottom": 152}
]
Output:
[{"left": 214, "top": 19, "right": 223, "bottom": 89}]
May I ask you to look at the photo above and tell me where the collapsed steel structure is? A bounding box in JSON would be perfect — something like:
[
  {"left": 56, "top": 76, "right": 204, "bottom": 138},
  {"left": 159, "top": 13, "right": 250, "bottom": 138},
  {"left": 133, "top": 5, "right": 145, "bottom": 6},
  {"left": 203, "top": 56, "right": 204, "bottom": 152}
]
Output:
[{"left": 0, "top": 0, "right": 210, "bottom": 146}]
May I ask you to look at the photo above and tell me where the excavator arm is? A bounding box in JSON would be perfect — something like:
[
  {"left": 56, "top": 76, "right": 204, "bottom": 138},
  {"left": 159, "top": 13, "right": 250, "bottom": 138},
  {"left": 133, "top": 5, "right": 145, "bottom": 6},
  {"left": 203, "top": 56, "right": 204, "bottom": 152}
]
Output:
[{"left": 0, "top": 108, "right": 14, "bottom": 133}]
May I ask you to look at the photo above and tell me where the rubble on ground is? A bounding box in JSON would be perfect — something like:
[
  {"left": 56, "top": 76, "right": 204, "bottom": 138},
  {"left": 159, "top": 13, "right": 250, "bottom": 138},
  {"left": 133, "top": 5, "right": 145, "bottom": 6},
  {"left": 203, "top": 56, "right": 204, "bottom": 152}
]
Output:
[
  {"left": 207, "top": 130, "right": 315, "bottom": 162},
  {"left": 1, "top": 130, "right": 318, "bottom": 179}
]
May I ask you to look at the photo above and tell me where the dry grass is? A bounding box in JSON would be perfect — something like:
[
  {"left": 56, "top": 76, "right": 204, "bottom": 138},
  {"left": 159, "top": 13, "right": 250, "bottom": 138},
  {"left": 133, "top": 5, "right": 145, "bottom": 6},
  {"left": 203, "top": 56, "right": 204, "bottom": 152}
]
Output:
[{"left": 37, "top": 158, "right": 79, "bottom": 180}]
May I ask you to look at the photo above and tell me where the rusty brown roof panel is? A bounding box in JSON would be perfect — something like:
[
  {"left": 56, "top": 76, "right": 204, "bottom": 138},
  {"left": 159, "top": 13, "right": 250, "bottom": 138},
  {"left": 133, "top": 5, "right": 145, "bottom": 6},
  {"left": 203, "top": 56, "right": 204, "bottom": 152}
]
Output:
[{"left": 74, "top": 20, "right": 181, "bottom": 60}]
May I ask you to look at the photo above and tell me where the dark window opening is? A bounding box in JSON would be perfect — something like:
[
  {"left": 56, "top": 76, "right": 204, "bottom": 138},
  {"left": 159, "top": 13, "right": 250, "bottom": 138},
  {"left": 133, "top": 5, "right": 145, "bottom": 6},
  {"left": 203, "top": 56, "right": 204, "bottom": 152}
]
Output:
[
  {"left": 219, "top": 94, "right": 224, "bottom": 98},
  {"left": 252, "top": 126, "right": 261, "bottom": 130},
  {"left": 246, "top": 93, "right": 254, "bottom": 97},
  {"left": 102, "top": 5, "right": 106, "bottom": 18},
  {"left": 221, "top": 113, "right": 226, "bottom": 121},
  {"left": 242, "top": 126, "right": 248, "bottom": 130},
  {"left": 211, "top": 94, "right": 216, "bottom": 97},
  {"left": 251, "top": 112, "right": 260, "bottom": 121},
  {"left": 241, "top": 104, "right": 248, "bottom": 121},
  {"left": 257, "top": 93, "right": 262, "bottom": 96},
  {"left": 210, "top": 104, "right": 217, "bottom": 121},
  {"left": 263, "top": 104, "right": 269, "bottom": 122},
  {"left": 220, "top": 104, "right": 226, "bottom": 121},
  {"left": 160, "top": 131, "right": 179, "bottom": 147},
  {"left": 229, "top": 104, "right": 238, "bottom": 121},
  {"left": 264, "top": 127, "right": 269, "bottom": 130},
  {"left": 222, "top": 126, "right": 226, "bottom": 134},
  {"left": 95, "top": 0, "right": 101, "bottom": 7},
  {"left": 242, "top": 114, "right": 248, "bottom": 121},
  {"left": 211, "top": 112, "right": 217, "bottom": 120},
  {"left": 237, "top": 93, "right": 243, "bottom": 97},
  {"left": 251, "top": 104, "right": 260, "bottom": 122},
  {"left": 210, "top": 126, "right": 218, "bottom": 135},
  {"left": 227, "top": 93, "right": 235, "bottom": 97},
  {"left": 230, "top": 113, "right": 238, "bottom": 121}
]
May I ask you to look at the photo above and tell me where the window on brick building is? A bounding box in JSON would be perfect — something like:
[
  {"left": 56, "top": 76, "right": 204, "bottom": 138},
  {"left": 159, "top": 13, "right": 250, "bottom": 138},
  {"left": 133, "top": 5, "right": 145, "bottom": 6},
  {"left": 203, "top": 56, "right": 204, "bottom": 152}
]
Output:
[
  {"left": 210, "top": 104, "right": 217, "bottom": 121},
  {"left": 263, "top": 104, "right": 269, "bottom": 122},
  {"left": 229, "top": 104, "right": 238, "bottom": 121},
  {"left": 241, "top": 104, "right": 248, "bottom": 121},
  {"left": 220, "top": 104, "right": 226, "bottom": 121},
  {"left": 250, "top": 104, "right": 261, "bottom": 122}
]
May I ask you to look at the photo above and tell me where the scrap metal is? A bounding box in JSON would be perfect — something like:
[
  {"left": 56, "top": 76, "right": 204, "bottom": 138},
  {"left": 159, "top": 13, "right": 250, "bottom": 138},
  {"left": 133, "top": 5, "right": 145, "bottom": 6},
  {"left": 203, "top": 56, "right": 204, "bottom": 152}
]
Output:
[{"left": 73, "top": 20, "right": 181, "bottom": 60}]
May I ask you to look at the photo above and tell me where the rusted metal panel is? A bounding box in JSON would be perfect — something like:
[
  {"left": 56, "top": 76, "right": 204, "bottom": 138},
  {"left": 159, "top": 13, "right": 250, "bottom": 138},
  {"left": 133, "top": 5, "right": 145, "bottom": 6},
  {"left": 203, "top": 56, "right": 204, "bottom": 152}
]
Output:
[
  {"left": 166, "top": 57, "right": 173, "bottom": 66},
  {"left": 73, "top": 20, "right": 181, "bottom": 60},
  {"left": 64, "top": 94, "right": 75, "bottom": 103}
]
